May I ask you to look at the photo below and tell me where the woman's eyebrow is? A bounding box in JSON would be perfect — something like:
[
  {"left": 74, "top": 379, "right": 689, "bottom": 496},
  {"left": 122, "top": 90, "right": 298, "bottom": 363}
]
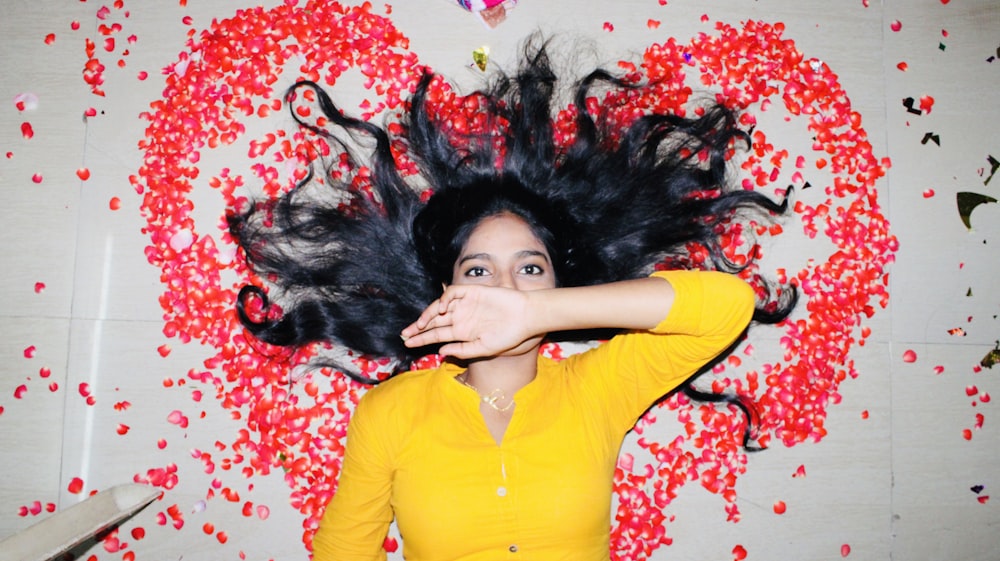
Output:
[
  {"left": 516, "top": 249, "right": 550, "bottom": 262},
  {"left": 456, "top": 253, "right": 492, "bottom": 266}
]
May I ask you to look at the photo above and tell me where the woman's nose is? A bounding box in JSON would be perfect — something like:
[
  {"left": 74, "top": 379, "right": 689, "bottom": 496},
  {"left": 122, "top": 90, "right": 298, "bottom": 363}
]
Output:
[{"left": 495, "top": 270, "right": 516, "bottom": 290}]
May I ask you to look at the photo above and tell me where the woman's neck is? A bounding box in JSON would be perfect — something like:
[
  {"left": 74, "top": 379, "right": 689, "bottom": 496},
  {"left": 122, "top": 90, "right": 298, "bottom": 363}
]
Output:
[{"left": 463, "top": 347, "right": 539, "bottom": 396}]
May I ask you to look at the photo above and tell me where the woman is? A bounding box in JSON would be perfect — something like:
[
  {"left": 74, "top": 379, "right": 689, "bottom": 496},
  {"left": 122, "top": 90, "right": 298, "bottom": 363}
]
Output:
[{"left": 229, "top": 40, "right": 794, "bottom": 560}]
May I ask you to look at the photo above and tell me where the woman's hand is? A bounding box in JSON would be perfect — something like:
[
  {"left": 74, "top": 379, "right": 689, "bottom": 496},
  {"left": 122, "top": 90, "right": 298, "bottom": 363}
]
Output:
[{"left": 400, "top": 285, "right": 540, "bottom": 359}]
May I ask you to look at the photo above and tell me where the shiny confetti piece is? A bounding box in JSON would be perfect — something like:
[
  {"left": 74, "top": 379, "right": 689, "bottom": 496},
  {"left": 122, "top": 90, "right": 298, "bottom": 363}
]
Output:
[
  {"left": 44, "top": 33, "right": 56, "bottom": 45},
  {"left": 920, "top": 132, "right": 940, "bottom": 146},
  {"left": 896, "top": 61, "right": 908, "bottom": 71},
  {"left": 34, "top": 282, "right": 45, "bottom": 293},
  {"left": 923, "top": 189, "right": 935, "bottom": 198},
  {"left": 20, "top": 122, "right": 34, "bottom": 139},
  {"left": 773, "top": 500, "right": 786, "bottom": 514},
  {"left": 890, "top": 20, "right": 901, "bottom": 32},
  {"left": 841, "top": 544, "right": 851, "bottom": 557},
  {"left": 472, "top": 46, "right": 489, "bottom": 71},
  {"left": 733, "top": 545, "right": 748, "bottom": 560},
  {"left": 981, "top": 342, "right": 1000, "bottom": 368},
  {"left": 902, "top": 349, "right": 917, "bottom": 362},
  {"left": 957, "top": 192, "right": 997, "bottom": 229},
  {"left": 31, "top": 173, "right": 43, "bottom": 184},
  {"left": 983, "top": 155, "right": 999, "bottom": 186},
  {"left": 972, "top": 485, "right": 985, "bottom": 494},
  {"left": 948, "top": 327, "right": 967, "bottom": 336},
  {"left": 603, "top": 21, "right": 614, "bottom": 32},
  {"left": 109, "top": 196, "right": 122, "bottom": 210},
  {"left": 76, "top": 167, "right": 91, "bottom": 181},
  {"left": 902, "top": 97, "right": 923, "bottom": 115},
  {"left": 647, "top": 19, "right": 661, "bottom": 29},
  {"left": 793, "top": 465, "right": 807, "bottom": 478},
  {"left": 23, "top": 345, "right": 36, "bottom": 358},
  {"left": 14, "top": 385, "right": 28, "bottom": 399},
  {"left": 978, "top": 496, "right": 990, "bottom": 504}
]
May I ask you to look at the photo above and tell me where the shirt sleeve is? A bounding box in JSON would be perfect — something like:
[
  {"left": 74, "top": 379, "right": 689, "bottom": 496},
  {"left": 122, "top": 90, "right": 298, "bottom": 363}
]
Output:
[
  {"left": 312, "top": 388, "right": 395, "bottom": 561},
  {"left": 568, "top": 269, "right": 756, "bottom": 432}
]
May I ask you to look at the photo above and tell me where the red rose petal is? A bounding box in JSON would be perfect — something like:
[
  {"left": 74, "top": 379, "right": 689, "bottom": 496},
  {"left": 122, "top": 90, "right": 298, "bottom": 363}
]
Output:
[{"left": 919, "top": 95, "right": 935, "bottom": 114}]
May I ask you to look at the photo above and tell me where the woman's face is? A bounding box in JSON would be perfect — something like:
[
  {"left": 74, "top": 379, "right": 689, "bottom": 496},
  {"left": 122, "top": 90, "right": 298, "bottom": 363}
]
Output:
[{"left": 450, "top": 212, "right": 557, "bottom": 291}]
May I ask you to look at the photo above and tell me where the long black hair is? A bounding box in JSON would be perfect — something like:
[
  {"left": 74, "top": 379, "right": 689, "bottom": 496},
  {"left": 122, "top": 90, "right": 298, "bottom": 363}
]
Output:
[{"left": 228, "top": 39, "right": 796, "bottom": 386}]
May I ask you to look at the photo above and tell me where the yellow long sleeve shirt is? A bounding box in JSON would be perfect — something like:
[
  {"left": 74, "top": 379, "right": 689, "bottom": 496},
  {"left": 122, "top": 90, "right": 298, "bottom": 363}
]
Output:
[{"left": 313, "top": 270, "right": 755, "bottom": 561}]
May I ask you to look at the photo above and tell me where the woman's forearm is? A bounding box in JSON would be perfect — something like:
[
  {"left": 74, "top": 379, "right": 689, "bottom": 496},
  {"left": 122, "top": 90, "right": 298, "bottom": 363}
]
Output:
[{"left": 527, "top": 276, "right": 676, "bottom": 335}]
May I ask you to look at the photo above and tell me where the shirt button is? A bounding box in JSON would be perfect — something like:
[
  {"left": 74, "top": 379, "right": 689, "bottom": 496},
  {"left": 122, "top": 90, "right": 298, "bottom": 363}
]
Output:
[
  {"left": 509, "top": 545, "right": 518, "bottom": 553},
  {"left": 496, "top": 486, "right": 507, "bottom": 497}
]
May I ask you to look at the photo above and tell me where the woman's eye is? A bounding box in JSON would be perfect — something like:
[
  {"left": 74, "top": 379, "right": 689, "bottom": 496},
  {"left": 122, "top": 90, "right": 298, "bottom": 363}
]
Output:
[
  {"left": 520, "top": 264, "right": 544, "bottom": 275},
  {"left": 465, "top": 266, "right": 489, "bottom": 277}
]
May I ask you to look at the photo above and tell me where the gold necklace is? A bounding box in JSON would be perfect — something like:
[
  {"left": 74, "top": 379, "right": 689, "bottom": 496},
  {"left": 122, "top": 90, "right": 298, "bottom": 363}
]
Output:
[{"left": 458, "top": 374, "right": 515, "bottom": 413}]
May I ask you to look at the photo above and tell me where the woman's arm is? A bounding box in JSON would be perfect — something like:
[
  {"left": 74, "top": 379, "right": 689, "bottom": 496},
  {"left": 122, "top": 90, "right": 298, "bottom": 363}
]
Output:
[
  {"left": 400, "top": 276, "right": 677, "bottom": 359},
  {"left": 570, "top": 270, "right": 757, "bottom": 429},
  {"left": 312, "top": 392, "right": 394, "bottom": 561}
]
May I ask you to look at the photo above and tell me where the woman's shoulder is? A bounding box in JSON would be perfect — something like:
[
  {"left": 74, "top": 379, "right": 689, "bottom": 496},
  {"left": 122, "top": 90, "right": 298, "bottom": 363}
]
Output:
[{"left": 359, "top": 363, "right": 449, "bottom": 410}]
